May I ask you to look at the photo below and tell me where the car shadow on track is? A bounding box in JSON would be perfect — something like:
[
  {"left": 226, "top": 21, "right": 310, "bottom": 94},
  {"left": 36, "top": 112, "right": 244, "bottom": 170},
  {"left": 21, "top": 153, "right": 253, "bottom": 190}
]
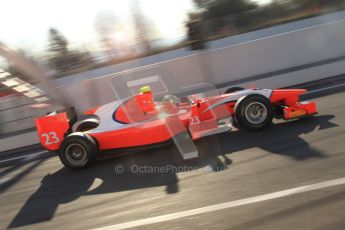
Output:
[
  {"left": 215, "top": 114, "right": 336, "bottom": 161},
  {"left": 0, "top": 158, "right": 49, "bottom": 194},
  {"left": 8, "top": 114, "right": 336, "bottom": 228}
]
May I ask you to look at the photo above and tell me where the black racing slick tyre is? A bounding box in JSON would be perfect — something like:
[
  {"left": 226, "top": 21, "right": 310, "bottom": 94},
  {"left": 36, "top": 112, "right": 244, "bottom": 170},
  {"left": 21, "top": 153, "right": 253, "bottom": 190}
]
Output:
[
  {"left": 75, "top": 118, "right": 100, "bottom": 132},
  {"left": 234, "top": 94, "right": 273, "bottom": 131},
  {"left": 225, "top": 87, "right": 244, "bottom": 94},
  {"left": 58, "top": 133, "right": 97, "bottom": 170}
]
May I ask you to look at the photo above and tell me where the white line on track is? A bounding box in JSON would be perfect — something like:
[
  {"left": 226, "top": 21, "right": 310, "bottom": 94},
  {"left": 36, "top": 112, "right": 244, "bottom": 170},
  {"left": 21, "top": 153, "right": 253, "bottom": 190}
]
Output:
[
  {"left": 93, "top": 177, "right": 345, "bottom": 230},
  {"left": 0, "top": 151, "right": 48, "bottom": 163}
]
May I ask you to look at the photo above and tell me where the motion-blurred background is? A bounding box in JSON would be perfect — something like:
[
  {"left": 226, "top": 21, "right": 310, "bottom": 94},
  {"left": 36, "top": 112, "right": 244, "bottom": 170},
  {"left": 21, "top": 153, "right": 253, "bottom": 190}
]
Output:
[{"left": 1, "top": 0, "right": 345, "bottom": 139}]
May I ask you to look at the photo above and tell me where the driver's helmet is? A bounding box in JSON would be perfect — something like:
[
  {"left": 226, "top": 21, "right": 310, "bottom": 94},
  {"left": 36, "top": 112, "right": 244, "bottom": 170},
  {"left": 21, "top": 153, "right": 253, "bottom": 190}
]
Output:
[
  {"left": 139, "top": 85, "right": 151, "bottom": 94},
  {"left": 136, "top": 85, "right": 155, "bottom": 113}
]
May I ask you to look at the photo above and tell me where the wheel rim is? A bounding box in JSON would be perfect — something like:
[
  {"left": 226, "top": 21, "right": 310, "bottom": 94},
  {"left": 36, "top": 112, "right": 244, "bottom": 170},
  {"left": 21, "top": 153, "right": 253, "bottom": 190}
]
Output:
[
  {"left": 65, "top": 143, "right": 87, "bottom": 166},
  {"left": 244, "top": 102, "right": 267, "bottom": 124}
]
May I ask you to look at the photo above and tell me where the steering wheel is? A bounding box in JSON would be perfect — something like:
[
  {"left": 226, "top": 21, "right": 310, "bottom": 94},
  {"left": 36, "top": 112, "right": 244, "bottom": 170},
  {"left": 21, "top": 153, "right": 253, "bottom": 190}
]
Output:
[{"left": 162, "top": 95, "right": 179, "bottom": 107}]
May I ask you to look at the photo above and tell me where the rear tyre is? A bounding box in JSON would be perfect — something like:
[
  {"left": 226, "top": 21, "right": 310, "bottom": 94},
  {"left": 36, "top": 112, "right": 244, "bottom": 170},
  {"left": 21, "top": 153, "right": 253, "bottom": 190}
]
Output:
[
  {"left": 74, "top": 118, "right": 100, "bottom": 132},
  {"left": 235, "top": 94, "right": 273, "bottom": 131},
  {"left": 225, "top": 87, "right": 244, "bottom": 94},
  {"left": 59, "top": 133, "right": 97, "bottom": 169}
]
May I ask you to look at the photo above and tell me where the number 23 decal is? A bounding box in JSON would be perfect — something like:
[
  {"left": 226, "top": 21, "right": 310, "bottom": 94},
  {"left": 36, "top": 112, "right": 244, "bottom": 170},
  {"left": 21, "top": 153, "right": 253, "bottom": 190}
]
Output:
[
  {"left": 41, "top": 132, "right": 60, "bottom": 145},
  {"left": 189, "top": 116, "right": 200, "bottom": 125}
]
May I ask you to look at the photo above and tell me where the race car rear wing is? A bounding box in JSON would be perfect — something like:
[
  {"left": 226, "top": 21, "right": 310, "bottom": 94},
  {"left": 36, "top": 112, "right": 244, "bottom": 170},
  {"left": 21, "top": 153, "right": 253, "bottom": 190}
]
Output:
[{"left": 35, "top": 107, "right": 77, "bottom": 151}]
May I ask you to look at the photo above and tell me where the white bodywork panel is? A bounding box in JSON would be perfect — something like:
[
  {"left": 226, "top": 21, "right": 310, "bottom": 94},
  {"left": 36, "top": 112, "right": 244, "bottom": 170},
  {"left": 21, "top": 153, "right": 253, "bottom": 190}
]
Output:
[{"left": 205, "top": 89, "right": 272, "bottom": 112}]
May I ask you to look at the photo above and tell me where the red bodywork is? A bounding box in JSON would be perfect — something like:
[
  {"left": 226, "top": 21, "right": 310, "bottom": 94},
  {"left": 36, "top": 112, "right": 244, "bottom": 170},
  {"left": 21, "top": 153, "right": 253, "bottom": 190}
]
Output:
[
  {"left": 35, "top": 112, "right": 70, "bottom": 151},
  {"left": 270, "top": 89, "right": 317, "bottom": 120},
  {"left": 35, "top": 88, "right": 317, "bottom": 152}
]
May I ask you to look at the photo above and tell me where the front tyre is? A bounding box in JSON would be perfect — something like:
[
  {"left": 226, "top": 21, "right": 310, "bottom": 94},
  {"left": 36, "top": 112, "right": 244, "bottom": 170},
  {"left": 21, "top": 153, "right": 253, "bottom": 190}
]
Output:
[
  {"left": 235, "top": 94, "right": 273, "bottom": 131},
  {"left": 59, "top": 133, "right": 97, "bottom": 169}
]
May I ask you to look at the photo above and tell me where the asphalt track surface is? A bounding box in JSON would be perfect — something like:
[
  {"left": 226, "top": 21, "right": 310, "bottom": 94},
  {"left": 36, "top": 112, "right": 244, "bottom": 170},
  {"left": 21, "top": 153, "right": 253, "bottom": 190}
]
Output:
[{"left": 1, "top": 87, "right": 345, "bottom": 229}]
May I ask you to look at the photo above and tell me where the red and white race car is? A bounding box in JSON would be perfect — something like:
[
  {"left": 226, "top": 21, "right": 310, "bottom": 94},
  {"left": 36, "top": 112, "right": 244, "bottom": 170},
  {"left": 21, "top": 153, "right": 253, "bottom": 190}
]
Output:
[{"left": 35, "top": 86, "right": 317, "bottom": 169}]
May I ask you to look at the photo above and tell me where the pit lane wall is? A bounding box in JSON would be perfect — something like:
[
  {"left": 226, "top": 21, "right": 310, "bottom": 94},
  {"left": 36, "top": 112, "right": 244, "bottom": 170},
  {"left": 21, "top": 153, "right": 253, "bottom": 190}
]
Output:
[
  {"left": 2, "top": 15, "right": 345, "bottom": 151},
  {"left": 59, "top": 17, "right": 345, "bottom": 112}
]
